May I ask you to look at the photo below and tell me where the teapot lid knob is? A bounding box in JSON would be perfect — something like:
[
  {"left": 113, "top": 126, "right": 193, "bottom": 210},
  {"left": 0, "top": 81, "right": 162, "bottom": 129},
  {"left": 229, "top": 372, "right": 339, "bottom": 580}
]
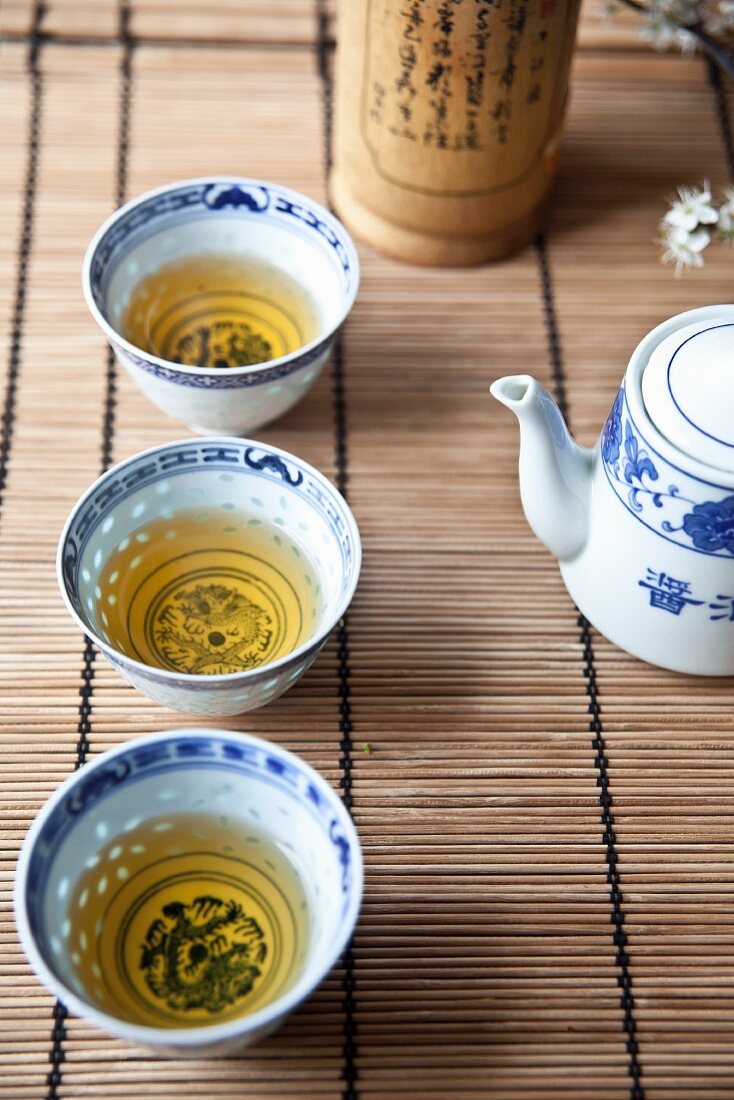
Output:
[{"left": 642, "top": 319, "right": 734, "bottom": 471}]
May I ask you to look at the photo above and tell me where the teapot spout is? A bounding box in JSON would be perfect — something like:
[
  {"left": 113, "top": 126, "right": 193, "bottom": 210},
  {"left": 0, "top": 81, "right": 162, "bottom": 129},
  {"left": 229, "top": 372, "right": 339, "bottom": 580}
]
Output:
[{"left": 490, "top": 375, "right": 593, "bottom": 562}]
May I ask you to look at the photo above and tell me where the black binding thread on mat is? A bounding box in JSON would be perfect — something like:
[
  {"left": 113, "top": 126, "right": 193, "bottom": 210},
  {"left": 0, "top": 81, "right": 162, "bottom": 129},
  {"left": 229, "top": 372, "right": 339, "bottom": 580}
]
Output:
[
  {"left": 315, "top": 5, "right": 358, "bottom": 1097},
  {"left": 75, "top": 0, "right": 131, "bottom": 808},
  {"left": 0, "top": 2, "right": 45, "bottom": 524},
  {"left": 534, "top": 235, "right": 644, "bottom": 1100},
  {"left": 45, "top": 7, "right": 133, "bottom": 1098}
]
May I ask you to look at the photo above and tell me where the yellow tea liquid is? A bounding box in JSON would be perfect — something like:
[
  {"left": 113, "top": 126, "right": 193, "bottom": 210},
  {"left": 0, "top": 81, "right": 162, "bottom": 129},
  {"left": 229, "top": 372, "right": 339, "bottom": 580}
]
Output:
[
  {"left": 66, "top": 813, "right": 311, "bottom": 1027},
  {"left": 121, "top": 253, "right": 321, "bottom": 368},
  {"left": 95, "top": 508, "right": 322, "bottom": 675}
]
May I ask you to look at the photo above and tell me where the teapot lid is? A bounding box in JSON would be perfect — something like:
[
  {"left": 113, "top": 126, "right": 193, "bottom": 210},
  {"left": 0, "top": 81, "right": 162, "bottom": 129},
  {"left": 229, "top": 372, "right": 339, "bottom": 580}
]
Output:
[{"left": 642, "top": 319, "right": 734, "bottom": 471}]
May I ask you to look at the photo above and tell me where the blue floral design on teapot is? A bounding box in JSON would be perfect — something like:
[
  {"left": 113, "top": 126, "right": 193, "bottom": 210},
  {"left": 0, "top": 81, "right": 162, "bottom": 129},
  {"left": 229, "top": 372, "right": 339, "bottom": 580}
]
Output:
[
  {"left": 600, "top": 386, "right": 734, "bottom": 558},
  {"left": 681, "top": 497, "right": 734, "bottom": 554}
]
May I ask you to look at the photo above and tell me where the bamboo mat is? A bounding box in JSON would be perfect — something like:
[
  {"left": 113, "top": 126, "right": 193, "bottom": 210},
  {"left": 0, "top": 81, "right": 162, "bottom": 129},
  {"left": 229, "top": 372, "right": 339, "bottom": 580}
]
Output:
[
  {"left": 0, "top": 0, "right": 648, "bottom": 47},
  {"left": 2, "top": 2, "right": 734, "bottom": 1098}
]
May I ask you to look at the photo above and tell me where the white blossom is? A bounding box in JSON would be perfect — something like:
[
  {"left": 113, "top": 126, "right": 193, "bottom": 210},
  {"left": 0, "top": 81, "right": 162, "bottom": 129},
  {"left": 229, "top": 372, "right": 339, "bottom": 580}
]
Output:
[
  {"left": 607, "top": 0, "right": 734, "bottom": 49},
  {"left": 703, "top": 0, "right": 734, "bottom": 35},
  {"left": 639, "top": 12, "right": 696, "bottom": 49},
  {"left": 670, "top": 0, "right": 705, "bottom": 22},
  {"left": 661, "top": 225, "right": 712, "bottom": 274},
  {"left": 636, "top": 0, "right": 699, "bottom": 49},
  {"left": 664, "top": 185, "right": 719, "bottom": 233}
]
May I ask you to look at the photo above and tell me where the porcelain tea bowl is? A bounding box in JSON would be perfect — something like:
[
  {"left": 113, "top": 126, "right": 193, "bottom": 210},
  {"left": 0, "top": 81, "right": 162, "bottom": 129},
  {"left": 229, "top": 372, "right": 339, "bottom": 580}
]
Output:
[
  {"left": 82, "top": 177, "right": 360, "bottom": 435},
  {"left": 15, "top": 727, "right": 363, "bottom": 1057},
  {"left": 57, "top": 437, "right": 361, "bottom": 716}
]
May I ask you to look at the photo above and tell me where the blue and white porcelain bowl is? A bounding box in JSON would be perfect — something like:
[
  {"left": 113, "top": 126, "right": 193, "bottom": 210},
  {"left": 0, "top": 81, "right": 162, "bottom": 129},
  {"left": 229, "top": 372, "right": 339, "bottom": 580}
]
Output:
[
  {"left": 14, "top": 728, "right": 363, "bottom": 1056},
  {"left": 82, "top": 177, "right": 360, "bottom": 435},
  {"left": 57, "top": 437, "right": 361, "bottom": 716}
]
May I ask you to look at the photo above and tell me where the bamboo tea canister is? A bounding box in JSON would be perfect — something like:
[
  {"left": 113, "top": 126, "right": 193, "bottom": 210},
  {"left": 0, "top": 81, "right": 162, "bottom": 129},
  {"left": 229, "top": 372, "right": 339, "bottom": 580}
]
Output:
[{"left": 331, "top": 0, "right": 581, "bottom": 266}]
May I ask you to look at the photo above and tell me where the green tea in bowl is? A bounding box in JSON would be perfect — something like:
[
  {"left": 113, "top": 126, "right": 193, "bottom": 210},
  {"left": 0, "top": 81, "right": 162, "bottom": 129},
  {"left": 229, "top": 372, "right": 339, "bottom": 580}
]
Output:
[
  {"left": 122, "top": 253, "right": 321, "bottom": 369},
  {"left": 95, "top": 507, "right": 322, "bottom": 676},
  {"left": 66, "top": 812, "right": 311, "bottom": 1028}
]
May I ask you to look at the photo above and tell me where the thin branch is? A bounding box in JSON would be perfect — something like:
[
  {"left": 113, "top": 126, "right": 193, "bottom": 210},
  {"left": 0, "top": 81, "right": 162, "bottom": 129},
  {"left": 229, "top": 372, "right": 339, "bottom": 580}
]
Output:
[
  {"left": 692, "top": 23, "right": 734, "bottom": 80},
  {"left": 614, "top": 0, "right": 734, "bottom": 81}
]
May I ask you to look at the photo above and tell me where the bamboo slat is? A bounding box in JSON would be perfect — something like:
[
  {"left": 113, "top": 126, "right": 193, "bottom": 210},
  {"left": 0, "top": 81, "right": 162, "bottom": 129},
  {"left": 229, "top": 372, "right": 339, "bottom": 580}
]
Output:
[
  {"left": 0, "top": 1, "right": 35, "bottom": 38},
  {"left": 2, "top": 8, "right": 734, "bottom": 1100}
]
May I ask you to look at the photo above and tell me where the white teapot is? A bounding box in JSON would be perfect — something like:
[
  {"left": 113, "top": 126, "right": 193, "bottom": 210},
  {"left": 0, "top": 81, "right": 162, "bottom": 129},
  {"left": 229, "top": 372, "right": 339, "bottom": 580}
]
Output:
[{"left": 492, "top": 306, "right": 734, "bottom": 676}]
